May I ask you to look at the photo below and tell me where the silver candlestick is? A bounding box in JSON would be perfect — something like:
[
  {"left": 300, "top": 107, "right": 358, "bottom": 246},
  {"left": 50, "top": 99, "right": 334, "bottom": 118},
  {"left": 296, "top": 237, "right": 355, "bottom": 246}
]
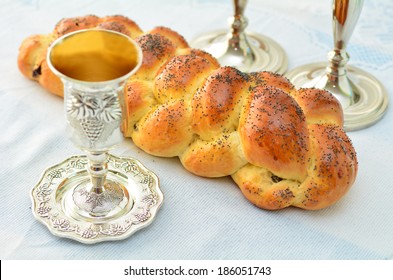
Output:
[
  {"left": 286, "top": 0, "right": 388, "bottom": 131},
  {"left": 190, "top": 0, "right": 288, "bottom": 74}
]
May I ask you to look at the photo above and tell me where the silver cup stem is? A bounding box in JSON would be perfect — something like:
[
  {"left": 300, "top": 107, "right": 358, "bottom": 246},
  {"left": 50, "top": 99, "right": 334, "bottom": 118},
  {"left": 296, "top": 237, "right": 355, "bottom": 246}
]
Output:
[{"left": 86, "top": 151, "right": 109, "bottom": 194}]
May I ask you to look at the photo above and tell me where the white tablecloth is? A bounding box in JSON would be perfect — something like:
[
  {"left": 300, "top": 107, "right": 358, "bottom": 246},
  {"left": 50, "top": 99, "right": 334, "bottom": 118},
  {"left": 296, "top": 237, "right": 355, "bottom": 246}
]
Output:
[{"left": 1, "top": 0, "right": 392, "bottom": 260}]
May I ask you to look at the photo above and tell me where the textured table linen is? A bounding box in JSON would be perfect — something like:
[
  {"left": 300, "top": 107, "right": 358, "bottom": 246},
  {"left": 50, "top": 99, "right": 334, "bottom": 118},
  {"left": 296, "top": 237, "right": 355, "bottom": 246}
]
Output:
[{"left": 0, "top": 0, "right": 392, "bottom": 260}]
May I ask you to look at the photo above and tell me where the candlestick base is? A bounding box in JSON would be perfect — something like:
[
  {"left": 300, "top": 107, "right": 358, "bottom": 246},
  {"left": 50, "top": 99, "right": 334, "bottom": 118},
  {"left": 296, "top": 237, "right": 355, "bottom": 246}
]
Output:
[
  {"left": 286, "top": 62, "right": 388, "bottom": 131},
  {"left": 190, "top": 29, "right": 287, "bottom": 74}
]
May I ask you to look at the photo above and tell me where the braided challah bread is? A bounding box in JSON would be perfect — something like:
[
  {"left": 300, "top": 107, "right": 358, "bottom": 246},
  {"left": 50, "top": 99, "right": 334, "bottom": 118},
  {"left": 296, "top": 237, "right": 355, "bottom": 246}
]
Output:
[{"left": 18, "top": 15, "right": 358, "bottom": 210}]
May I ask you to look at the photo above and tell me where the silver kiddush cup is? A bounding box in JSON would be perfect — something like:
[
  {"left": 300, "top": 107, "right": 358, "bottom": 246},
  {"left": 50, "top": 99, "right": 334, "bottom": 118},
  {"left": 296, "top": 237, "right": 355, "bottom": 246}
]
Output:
[
  {"left": 48, "top": 29, "right": 142, "bottom": 217},
  {"left": 31, "top": 29, "right": 163, "bottom": 243}
]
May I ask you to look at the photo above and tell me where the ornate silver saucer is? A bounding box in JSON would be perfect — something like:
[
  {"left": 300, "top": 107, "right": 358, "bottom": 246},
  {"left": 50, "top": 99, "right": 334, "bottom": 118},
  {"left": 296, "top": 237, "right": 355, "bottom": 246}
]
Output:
[{"left": 31, "top": 154, "right": 163, "bottom": 244}]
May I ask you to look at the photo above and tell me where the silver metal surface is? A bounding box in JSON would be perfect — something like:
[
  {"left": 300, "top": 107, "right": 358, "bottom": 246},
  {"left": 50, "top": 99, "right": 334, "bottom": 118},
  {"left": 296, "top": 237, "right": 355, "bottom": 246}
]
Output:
[
  {"left": 190, "top": 0, "right": 287, "bottom": 74},
  {"left": 31, "top": 29, "right": 164, "bottom": 243},
  {"left": 286, "top": 0, "right": 388, "bottom": 130},
  {"left": 65, "top": 84, "right": 124, "bottom": 151},
  {"left": 31, "top": 154, "right": 163, "bottom": 244}
]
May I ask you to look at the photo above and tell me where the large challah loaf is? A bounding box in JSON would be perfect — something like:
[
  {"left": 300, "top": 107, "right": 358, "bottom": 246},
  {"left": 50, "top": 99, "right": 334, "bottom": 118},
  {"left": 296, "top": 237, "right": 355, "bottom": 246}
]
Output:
[{"left": 18, "top": 15, "right": 358, "bottom": 210}]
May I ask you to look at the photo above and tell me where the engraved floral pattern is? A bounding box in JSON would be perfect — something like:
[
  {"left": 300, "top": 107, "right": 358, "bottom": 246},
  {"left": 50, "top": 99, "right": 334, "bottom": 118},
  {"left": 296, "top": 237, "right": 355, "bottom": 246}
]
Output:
[
  {"left": 120, "top": 161, "right": 139, "bottom": 174},
  {"left": 73, "top": 186, "right": 123, "bottom": 214},
  {"left": 52, "top": 218, "right": 73, "bottom": 231},
  {"left": 82, "top": 191, "right": 105, "bottom": 209},
  {"left": 37, "top": 202, "right": 51, "bottom": 217},
  {"left": 100, "top": 223, "right": 132, "bottom": 236},
  {"left": 140, "top": 174, "right": 153, "bottom": 185},
  {"left": 47, "top": 169, "right": 65, "bottom": 180},
  {"left": 66, "top": 89, "right": 122, "bottom": 146},
  {"left": 134, "top": 211, "right": 151, "bottom": 222},
  {"left": 36, "top": 183, "right": 52, "bottom": 201},
  {"left": 142, "top": 194, "right": 159, "bottom": 207},
  {"left": 67, "top": 91, "right": 121, "bottom": 122},
  {"left": 65, "top": 158, "right": 88, "bottom": 170},
  {"left": 81, "top": 228, "right": 98, "bottom": 239},
  {"left": 99, "top": 95, "right": 123, "bottom": 123}
]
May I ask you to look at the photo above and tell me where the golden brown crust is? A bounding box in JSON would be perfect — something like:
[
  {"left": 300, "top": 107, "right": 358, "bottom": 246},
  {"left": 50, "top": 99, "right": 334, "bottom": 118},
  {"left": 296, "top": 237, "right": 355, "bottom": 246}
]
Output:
[
  {"left": 180, "top": 132, "right": 247, "bottom": 177},
  {"left": 289, "top": 88, "right": 344, "bottom": 126},
  {"left": 232, "top": 164, "right": 300, "bottom": 210},
  {"left": 38, "top": 60, "right": 64, "bottom": 97},
  {"left": 149, "top": 26, "right": 189, "bottom": 49},
  {"left": 17, "top": 34, "right": 52, "bottom": 79},
  {"left": 232, "top": 124, "right": 357, "bottom": 210},
  {"left": 154, "top": 54, "right": 218, "bottom": 103},
  {"left": 54, "top": 15, "right": 100, "bottom": 37},
  {"left": 177, "top": 48, "right": 221, "bottom": 69},
  {"left": 122, "top": 79, "right": 156, "bottom": 138},
  {"left": 294, "top": 124, "right": 358, "bottom": 209},
  {"left": 192, "top": 67, "right": 249, "bottom": 140},
  {"left": 133, "top": 33, "right": 177, "bottom": 81},
  {"left": 98, "top": 15, "right": 143, "bottom": 38},
  {"left": 132, "top": 100, "right": 193, "bottom": 157},
  {"left": 249, "top": 71, "right": 294, "bottom": 93},
  {"left": 17, "top": 34, "right": 63, "bottom": 96},
  {"left": 18, "top": 15, "right": 358, "bottom": 210},
  {"left": 239, "top": 85, "right": 309, "bottom": 182}
]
